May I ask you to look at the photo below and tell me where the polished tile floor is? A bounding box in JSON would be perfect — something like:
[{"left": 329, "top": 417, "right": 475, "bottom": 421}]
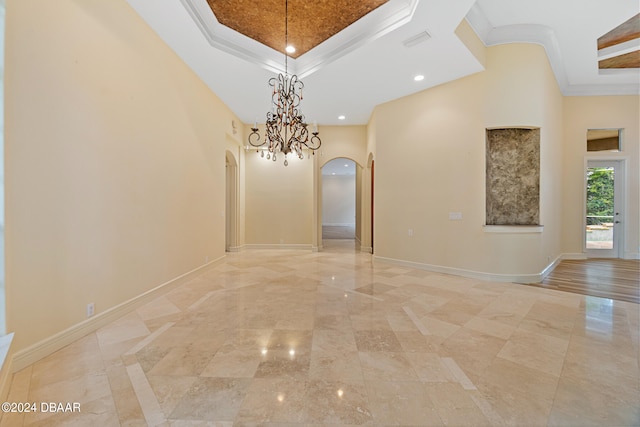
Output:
[{"left": 2, "top": 240, "right": 639, "bottom": 426}]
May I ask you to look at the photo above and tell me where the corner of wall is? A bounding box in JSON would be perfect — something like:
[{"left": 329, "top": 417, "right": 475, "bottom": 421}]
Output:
[
  {"left": 0, "top": 333, "right": 14, "bottom": 402},
  {"left": 456, "top": 19, "right": 486, "bottom": 68}
]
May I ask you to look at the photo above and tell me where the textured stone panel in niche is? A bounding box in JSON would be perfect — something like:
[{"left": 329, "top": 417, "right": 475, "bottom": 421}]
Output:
[{"left": 486, "top": 128, "right": 540, "bottom": 225}]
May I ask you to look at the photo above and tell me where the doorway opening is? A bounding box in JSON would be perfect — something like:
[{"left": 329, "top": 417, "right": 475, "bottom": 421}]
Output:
[
  {"left": 321, "top": 158, "right": 356, "bottom": 245},
  {"left": 585, "top": 160, "right": 624, "bottom": 258}
]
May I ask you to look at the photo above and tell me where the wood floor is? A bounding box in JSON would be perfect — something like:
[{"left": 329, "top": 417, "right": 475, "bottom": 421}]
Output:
[{"left": 534, "top": 258, "right": 639, "bottom": 304}]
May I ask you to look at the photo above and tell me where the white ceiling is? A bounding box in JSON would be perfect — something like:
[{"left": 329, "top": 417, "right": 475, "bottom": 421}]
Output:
[{"left": 126, "top": 0, "right": 639, "bottom": 127}]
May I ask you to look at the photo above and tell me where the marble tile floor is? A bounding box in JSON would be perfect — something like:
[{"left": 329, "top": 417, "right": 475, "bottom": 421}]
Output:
[{"left": 2, "top": 240, "right": 639, "bottom": 426}]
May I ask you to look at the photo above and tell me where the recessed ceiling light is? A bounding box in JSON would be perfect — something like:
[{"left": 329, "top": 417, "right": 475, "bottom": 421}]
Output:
[
  {"left": 344, "top": 164, "right": 349, "bottom": 167},
  {"left": 414, "top": 74, "right": 425, "bottom": 81},
  {"left": 338, "top": 115, "right": 346, "bottom": 120},
  {"left": 285, "top": 45, "right": 296, "bottom": 54}
]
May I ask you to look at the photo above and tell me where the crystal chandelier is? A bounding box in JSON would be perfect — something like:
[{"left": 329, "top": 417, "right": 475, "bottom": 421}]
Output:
[{"left": 247, "top": 0, "right": 321, "bottom": 166}]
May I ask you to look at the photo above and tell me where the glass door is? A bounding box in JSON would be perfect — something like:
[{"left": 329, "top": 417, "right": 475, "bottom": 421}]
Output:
[{"left": 585, "top": 160, "right": 623, "bottom": 258}]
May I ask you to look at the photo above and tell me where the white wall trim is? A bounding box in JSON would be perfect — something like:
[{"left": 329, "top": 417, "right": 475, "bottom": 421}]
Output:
[
  {"left": 624, "top": 252, "right": 640, "bottom": 260},
  {"left": 483, "top": 225, "right": 544, "bottom": 233},
  {"left": 465, "top": 4, "right": 639, "bottom": 96},
  {"left": 373, "top": 255, "right": 543, "bottom": 283},
  {"left": 373, "top": 253, "right": 586, "bottom": 284},
  {"left": 244, "top": 244, "right": 312, "bottom": 250},
  {"left": 322, "top": 223, "right": 356, "bottom": 227},
  {"left": 178, "top": 0, "right": 419, "bottom": 78},
  {"left": 540, "top": 255, "right": 563, "bottom": 280},
  {"left": 562, "top": 252, "right": 588, "bottom": 260},
  {"left": 229, "top": 244, "right": 318, "bottom": 252},
  {"left": 355, "top": 236, "right": 372, "bottom": 253},
  {"left": 11, "top": 256, "right": 225, "bottom": 372}
]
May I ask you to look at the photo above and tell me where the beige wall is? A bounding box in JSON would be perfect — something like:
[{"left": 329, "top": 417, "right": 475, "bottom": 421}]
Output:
[
  {"left": 373, "top": 43, "right": 565, "bottom": 277},
  {"left": 4, "top": 0, "right": 638, "bottom": 370},
  {"left": 317, "top": 126, "right": 367, "bottom": 168},
  {"left": 244, "top": 146, "right": 314, "bottom": 246},
  {"left": 563, "top": 96, "right": 640, "bottom": 258},
  {"left": 4, "top": 0, "right": 243, "bottom": 353},
  {"left": 244, "top": 125, "right": 367, "bottom": 247}
]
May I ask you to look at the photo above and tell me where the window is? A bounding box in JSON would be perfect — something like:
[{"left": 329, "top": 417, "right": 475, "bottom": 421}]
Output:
[{"left": 587, "top": 129, "right": 621, "bottom": 152}]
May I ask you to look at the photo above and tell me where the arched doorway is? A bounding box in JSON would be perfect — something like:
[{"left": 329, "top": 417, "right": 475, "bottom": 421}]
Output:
[
  {"left": 312, "top": 153, "right": 370, "bottom": 253},
  {"left": 321, "top": 158, "right": 357, "bottom": 242}
]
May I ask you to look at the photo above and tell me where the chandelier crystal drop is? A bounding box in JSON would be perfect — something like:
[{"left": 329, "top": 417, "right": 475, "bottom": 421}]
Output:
[{"left": 247, "top": 0, "right": 321, "bottom": 165}]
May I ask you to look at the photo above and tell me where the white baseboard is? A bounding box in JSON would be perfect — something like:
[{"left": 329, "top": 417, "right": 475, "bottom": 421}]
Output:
[
  {"left": 540, "top": 255, "right": 563, "bottom": 280},
  {"left": 373, "top": 253, "right": 584, "bottom": 284},
  {"left": 360, "top": 246, "right": 373, "bottom": 254},
  {"left": 562, "top": 252, "right": 588, "bottom": 260},
  {"left": 565, "top": 251, "right": 639, "bottom": 260},
  {"left": 243, "top": 244, "right": 312, "bottom": 250},
  {"left": 226, "top": 244, "right": 316, "bottom": 252},
  {"left": 11, "top": 256, "right": 225, "bottom": 372}
]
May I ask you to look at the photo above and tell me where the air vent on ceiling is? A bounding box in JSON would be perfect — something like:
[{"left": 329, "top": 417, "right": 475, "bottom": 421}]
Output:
[{"left": 403, "top": 31, "right": 431, "bottom": 48}]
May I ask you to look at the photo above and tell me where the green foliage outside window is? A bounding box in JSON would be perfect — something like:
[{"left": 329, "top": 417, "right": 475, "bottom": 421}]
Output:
[{"left": 586, "top": 167, "right": 614, "bottom": 225}]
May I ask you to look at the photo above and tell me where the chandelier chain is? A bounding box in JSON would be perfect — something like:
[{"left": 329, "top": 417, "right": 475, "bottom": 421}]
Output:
[{"left": 247, "top": 0, "right": 321, "bottom": 166}]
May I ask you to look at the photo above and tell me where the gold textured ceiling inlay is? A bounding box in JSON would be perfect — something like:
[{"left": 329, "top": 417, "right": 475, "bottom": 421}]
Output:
[{"left": 206, "top": 0, "right": 389, "bottom": 58}]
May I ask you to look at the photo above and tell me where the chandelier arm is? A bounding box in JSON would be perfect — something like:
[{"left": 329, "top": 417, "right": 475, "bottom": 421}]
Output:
[
  {"left": 307, "top": 132, "right": 322, "bottom": 150},
  {"left": 248, "top": 128, "right": 263, "bottom": 147}
]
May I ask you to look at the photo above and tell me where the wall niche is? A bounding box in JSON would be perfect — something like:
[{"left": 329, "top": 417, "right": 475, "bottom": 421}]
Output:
[{"left": 486, "top": 128, "right": 540, "bottom": 225}]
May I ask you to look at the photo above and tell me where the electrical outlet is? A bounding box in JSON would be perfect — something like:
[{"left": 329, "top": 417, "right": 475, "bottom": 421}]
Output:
[
  {"left": 449, "top": 212, "right": 463, "bottom": 220},
  {"left": 86, "top": 303, "right": 95, "bottom": 318},
  {"left": 408, "top": 229, "right": 414, "bottom": 237}
]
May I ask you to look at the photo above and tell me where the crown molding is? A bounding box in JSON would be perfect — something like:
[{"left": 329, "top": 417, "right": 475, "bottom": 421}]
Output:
[
  {"left": 179, "top": 0, "right": 285, "bottom": 74},
  {"left": 294, "top": 0, "right": 419, "bottom": 78},
  {"left": 466, "top": 3, "right": 640, "bottom": 96},
  {"left": 180, "top": 0, "right": 419, "bottom": 78}
]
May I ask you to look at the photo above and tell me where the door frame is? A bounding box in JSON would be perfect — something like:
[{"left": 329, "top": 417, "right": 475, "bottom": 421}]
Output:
[
  {"left": 584, "top": 158, "right": 626, "bottom": 258},
  {"left": 319, "top": 157, "right": 359, "bottom": 244},
  {"left": 225, "top": 150, "right": 240, "bottom": 252}
]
